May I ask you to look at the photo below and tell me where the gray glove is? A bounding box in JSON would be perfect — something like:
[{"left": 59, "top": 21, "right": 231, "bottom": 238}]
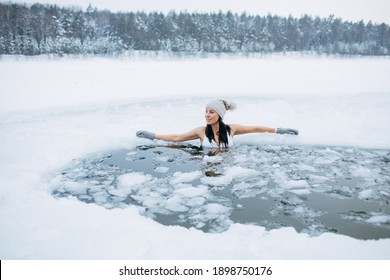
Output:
[
  {"left": 136, "top": 130, "right": 155, "bottom": 140},
  {"left": 276, "top": 128, "right": 299, "bottom": 135}
]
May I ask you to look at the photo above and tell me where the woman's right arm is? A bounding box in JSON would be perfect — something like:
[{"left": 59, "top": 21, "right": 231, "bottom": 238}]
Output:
[{"left": 137, "top": 127, "right": 204, "bottom": 142}]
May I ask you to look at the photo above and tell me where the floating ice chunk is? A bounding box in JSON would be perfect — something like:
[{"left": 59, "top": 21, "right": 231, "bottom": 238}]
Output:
[
  {"left": 62, "top": 181, "right": 88, "bottom": 195},
  {"left": 201, "top": 175, "right": 232, "bottom": 186},
  {"left": 194, "top": 221, "right": 206, "bottom": 229},
  {"left": 189, "top": 203, "right": 232, "bottom": 231},
  {"left": 204, "top": 203, "right": 229, "bottom": 214},
  {"left": 352, "top": 166, "right": 373, "bottom": 177},
  {"left": 307, "top": 174, "right": 329, "bottom": 183},
  {"left": 321, "top": 148, "right": 342, "bottom": 156},
  {"left": 360, "top": 150, "right": 377, "bottom": 158},
  {"left": 164, "top": 197, "right": 189, "bottom": 212},
  {"left": 224, "top": 166, "right": 259, "bottom": 179},
  {"left": 294, "top": 206, "right": 306, "bottom": 213},
  {"left": 358, "top": 189, "right": 375, "bottom": 200},
  {"left": 101, "top": 203, "right": 114, "bottom": 209},
  {"left": 233, "top": 155, "right": 248, "bottom": 163},
  {"left": 295, "top": 164, "right": 317, "bottom": 172},
  {"left": 379, "top": 191, "right": 390, "bottom": 198},
  {"left": 110, "top": 196, "right": 127, "bottom": 202},
  {"left": 290, "top": 189, "right": 311, "bottom": 195},
  {"left": 155, "top": 166, "right": 169, "bottom": 173},
  {"left": 170, "top": 171, "right": 202, "bottom": 185},
  {"left": 110, "top": 172, "right": 151, "bottom": 197},
  {"left": 314, "top": 157, "right": 338, "bottom": 165},
  {"left": 203, "top": 155, "right": 223, "bottom": 163},
  {"left": 94, "top": 170, "right": 109, "bottom": 176},
  {"left": 187, "top": 197, "right": 206, "bottom": 207},
  {"left": 92, "top": 191, "right": 109, "bottom": 205},
  {"left": 156, "top": 156, "right": 170, "bottom": 162},
  {"left": 232, "top": 180, "right": 269, "bottom": 198},
  {"left": 78, "top": 194, "right": 93, "bottom": 201},
  {"left": 232, "top": 182, "right": 251, "bottom": 192},
  {"left": 280, "top": 195, "right": 303, "bottom": 206},
  {"left": 88, "top": 184, "right": 109, "bottom": 193},
  {"left": 361, "top": 159, "right": 374, "bottom": 165},
  {"left": 312, "top": 149, "right": 341, "bottom": 165},
  {"left": 142, "top": 197, "right": 163, "bottom": 208},
  {"left": 118, "top": 172, "right": 151, "bottom": 186},
  {"left": 174, "top": 185, "right": 208, "bottom": 197},
  {"left": 366, "top": 215, "right": 390, "bottom": 224},
  {"left": 283, "top": 180, "right": 310, "bottom": 189},
  {"left": 171, "top": 183, "right": 193, "bottom": 189}
]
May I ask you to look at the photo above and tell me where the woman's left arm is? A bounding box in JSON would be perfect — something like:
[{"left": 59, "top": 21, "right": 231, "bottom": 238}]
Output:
[
  {"left": 229, "top": 124, "right": 276, "bottom": 136},
  {"left": 230, "top": 124, "right": 298, "bottom": 136}
]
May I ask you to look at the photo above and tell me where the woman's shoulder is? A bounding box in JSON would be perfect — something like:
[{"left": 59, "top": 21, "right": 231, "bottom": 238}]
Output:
[
  {"left": 226, "top": 124, "right": 240, "bottom": 135},
  {"left": 194, "top": 126, "right": 206, "bottom": 131},
  {"left": 190, "top": 126, "right": 206, "bottom": 136}
]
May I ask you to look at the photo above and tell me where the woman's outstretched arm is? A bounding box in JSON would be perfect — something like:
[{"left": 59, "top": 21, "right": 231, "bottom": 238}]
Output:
[
  {"left": 137, "top": 127, "right": 204, "bottom": 142},
  {"left": 230, "top": 124, "right": 298, "bottom": 136}
]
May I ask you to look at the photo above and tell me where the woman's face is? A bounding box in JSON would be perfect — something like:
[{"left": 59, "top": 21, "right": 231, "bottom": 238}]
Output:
[{"left": 205, "top": 108, "right": 219, "bottom": 125}]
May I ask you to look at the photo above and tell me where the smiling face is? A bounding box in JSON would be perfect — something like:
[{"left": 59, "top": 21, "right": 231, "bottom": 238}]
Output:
[{"left": 205, "top": 107, "right": 220, "bottom": 125}]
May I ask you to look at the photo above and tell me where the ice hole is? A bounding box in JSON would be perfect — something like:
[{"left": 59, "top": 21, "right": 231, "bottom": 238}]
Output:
[{"left": 50, "top": 144, "right": 390, "bottom": 239}]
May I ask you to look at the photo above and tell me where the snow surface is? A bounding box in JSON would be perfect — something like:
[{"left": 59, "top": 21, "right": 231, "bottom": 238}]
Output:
[{"left": 1, "top": 53, "right": 390, "bottom": 259}]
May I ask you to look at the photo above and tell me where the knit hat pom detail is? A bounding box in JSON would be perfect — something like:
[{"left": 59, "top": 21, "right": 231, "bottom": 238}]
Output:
[{"left": 224, "top": 100, "right": 237, "bottom": 111}]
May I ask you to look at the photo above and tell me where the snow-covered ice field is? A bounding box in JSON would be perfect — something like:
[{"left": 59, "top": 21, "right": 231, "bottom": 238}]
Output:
[{"left": 1, "top": 53, "right": 390, "bottom": 259}]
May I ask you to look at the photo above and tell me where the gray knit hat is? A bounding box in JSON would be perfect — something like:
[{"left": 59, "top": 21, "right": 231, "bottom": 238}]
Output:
[{"left": 206, "top": 100, "right": 236, "bottom": 119}]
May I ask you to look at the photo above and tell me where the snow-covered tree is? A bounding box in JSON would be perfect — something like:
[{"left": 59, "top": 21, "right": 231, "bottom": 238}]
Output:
[{"left": 0, "top": 2, "right": 389, "bottom": 56}]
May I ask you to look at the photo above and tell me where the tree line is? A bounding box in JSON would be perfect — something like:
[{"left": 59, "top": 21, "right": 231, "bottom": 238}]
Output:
[{"left": 1, "top": 1, "right": 389, "bottom": 56}]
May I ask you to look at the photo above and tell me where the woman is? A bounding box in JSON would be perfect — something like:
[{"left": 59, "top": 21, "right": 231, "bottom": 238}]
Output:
[{"left": 136, "top": 99, "right": 298, "bottom": 148}]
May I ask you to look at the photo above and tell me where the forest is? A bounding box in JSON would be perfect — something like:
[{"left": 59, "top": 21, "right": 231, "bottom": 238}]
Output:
[{"left": 1, "top": 1, "right": 389, "bottom": 56}]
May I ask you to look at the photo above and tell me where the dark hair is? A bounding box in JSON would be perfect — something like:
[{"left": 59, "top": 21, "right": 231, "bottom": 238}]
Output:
[{"left": 205, "top": 117, "right": 231, "bottom": 148}]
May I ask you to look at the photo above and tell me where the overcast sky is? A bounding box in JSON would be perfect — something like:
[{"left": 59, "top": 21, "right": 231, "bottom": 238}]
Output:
[{"left": 8, "top": 0, "right": 390, "bottom": 24}]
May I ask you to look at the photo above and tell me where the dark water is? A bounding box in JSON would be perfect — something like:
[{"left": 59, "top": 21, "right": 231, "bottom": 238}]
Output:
[{"left": 51, "top": 144, "right": 390, "bottom": 240}]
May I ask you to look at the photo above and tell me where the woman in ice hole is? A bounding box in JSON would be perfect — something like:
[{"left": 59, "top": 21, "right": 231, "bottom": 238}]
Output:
[{"left": 136, "top": 99, "right": 298, "bottom": 149}]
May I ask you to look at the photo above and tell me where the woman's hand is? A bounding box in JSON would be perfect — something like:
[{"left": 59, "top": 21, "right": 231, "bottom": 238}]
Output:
[
  {"left": 276, "top": 128, "right": 299, "bottom": 135},
  {"left": 136, "top": 130, "right": 156, "bottom": 140}
]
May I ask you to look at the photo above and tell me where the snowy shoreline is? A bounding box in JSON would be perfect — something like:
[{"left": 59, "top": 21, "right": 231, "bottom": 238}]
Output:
[{"left": 1, "top": 54, "right": 390, "bottom": 259}]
